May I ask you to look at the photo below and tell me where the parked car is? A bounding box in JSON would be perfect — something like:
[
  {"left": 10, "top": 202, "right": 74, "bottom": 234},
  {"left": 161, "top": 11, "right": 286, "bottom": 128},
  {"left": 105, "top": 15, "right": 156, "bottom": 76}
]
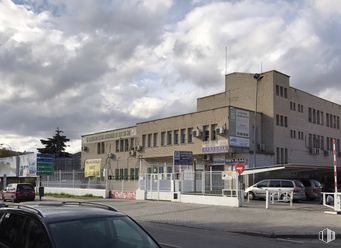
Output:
[
  {"left": 0, "top": 201, "right": 160, "bottom": 248},
  {"left": 245, "top": 179, "right": 306, "bottom": 201},
  {"left": 1, "top": 183, "right": 35, "bottom": 202},
  {"left": 298, "top": 179, "right": 322, "bottom": 200}
]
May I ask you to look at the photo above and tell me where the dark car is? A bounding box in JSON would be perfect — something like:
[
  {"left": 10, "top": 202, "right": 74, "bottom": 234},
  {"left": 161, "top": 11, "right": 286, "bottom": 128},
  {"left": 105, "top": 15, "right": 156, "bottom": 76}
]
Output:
[
  {"left": 0, "top": 201, "right": 160, "bottom": 248},
  {"left": 298, "top": 179, "right": 322, "bottom": 200},
  {"left": 1, "top": 183, "right": 35, "bottom": 202}
]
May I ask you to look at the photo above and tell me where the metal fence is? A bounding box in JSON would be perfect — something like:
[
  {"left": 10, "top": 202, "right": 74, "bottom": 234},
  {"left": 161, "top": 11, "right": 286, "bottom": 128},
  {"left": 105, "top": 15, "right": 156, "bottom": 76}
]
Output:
[
  {"left": 140, "top": 171, "right": 238, "bottom": 196},
  {"left": 41, "top": 170, "right": 138, "bottom": 191}
]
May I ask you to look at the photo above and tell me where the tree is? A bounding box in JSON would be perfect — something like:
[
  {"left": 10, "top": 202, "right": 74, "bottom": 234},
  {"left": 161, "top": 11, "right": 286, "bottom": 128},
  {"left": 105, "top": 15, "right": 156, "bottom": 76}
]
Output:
[
  {"left": 37, "top": 128, "right": 70, "bottom": 157},
  {"left": 0, "top": 148, "right": 17, "bottom": 158}
]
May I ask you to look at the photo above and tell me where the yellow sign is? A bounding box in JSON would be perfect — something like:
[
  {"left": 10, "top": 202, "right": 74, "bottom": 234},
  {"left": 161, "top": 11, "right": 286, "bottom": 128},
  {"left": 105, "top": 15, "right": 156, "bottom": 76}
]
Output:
[{"left": 84, "top": 159, "right": 101, "bottom": 177}]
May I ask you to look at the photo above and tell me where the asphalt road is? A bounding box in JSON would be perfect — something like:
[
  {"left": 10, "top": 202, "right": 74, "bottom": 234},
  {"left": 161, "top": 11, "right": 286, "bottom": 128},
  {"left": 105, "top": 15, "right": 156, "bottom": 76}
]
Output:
[{"left": 141, "top": 221, "right": 341, "bottom": 248}]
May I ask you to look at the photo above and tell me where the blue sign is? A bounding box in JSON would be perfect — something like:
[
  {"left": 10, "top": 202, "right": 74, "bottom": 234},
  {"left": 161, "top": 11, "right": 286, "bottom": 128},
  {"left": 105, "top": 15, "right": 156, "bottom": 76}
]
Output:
[
  {"left": 174, "top": 151, "right": 193, "bottom": 165},
  {"left": 37, "top": 153, "right": 55, "bottom": 175}
]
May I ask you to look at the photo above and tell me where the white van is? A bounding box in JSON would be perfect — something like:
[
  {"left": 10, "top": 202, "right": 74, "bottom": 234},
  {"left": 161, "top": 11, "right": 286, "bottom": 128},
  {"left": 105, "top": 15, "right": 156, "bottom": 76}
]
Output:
[{"left": 245, "top": 179, "right": 306, "bottom": 201}]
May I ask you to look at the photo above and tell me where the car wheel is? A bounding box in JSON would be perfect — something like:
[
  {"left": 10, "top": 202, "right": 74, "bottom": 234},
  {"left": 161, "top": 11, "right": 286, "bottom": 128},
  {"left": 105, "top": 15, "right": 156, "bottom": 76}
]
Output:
[
  {"left": 280, "top": 194, "right": 290, "bottom": 203},
  {"left": 248, "top": 192, "right": 255, "bottom": 200}
]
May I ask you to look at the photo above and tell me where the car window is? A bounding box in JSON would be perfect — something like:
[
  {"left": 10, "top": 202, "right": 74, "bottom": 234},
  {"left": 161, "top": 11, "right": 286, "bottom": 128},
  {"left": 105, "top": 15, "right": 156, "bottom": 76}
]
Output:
[
  {"left": 294, "top": 180, "right": 304, "bottom": 187},
  {"left": 313, "top": 180, "right": 321, "bottom": 187},
  {"left": 17, "top": 184, "right": 34, "bottom": 192},
  {"left": 26, "top": 218, "right": 51, "bottom": 248},
  {"left": 49, "top": 216, "right": 159, "bottom": 248},
  {"left": 256, "top": 180, "right": 268, "bottom": 187},
  {"left": 281, "top": 180, "right": 294, "bottom": 188},
  {"left": 301, "top": 180, "right": 310, "bottom": 187},
  {"left": 269, "top": 180, "right": 281, "bottom": 187},
  {"left": 0, "top": 212, "right": 26, "bottom": 248}
]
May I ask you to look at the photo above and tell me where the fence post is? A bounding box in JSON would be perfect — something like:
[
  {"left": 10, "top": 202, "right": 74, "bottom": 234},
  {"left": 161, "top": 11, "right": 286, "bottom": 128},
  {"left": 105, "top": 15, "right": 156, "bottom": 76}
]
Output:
[
  {"left": 210, "top": 167, "right": 212, "bottom": 192},
  {"left": 72, "top": 170, "right": 75, "bottom": 188},
  {"left": 201, "top": 171, "right": 205, "bottom": 194},
  {"left": 59, "top": 170, "right": 62, "bottom": 188},
  {"left": 121, "top": 180, "right": 124, "bottom": 193},
  {"left": 265, "top": 190, "right": 269, "bottom": 209}
]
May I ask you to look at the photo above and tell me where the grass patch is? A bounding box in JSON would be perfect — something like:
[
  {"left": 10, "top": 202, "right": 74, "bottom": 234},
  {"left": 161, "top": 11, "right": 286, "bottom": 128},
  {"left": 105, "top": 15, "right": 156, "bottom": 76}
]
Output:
[{"left": 44, "top": 193, "right": 102, "bottom": 199}]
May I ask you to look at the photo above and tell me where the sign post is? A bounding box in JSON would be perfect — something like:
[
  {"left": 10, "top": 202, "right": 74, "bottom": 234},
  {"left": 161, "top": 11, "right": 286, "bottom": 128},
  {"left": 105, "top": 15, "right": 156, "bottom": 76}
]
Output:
[
  {"left": 333, "top": 139, "right": 338, "bottom": 194},
  {"left": 36, "top": 154, "right": 55, "bottom": 201},
  {"left": 235, "top": 163, "right": 245, "bottom": 207}
]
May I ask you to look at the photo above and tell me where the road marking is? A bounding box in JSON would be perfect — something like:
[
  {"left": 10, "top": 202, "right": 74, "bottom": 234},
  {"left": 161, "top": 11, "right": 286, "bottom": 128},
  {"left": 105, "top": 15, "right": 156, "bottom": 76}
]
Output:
[{"left": 276, "top": 238, "right": 304, "bottom": 244}]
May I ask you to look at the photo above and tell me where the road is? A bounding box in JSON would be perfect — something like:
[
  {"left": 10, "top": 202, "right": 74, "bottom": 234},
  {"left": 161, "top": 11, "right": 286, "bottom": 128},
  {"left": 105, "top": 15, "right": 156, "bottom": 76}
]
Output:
[{"left": 141, "top": 221, "right": 341, "bottom": 248}]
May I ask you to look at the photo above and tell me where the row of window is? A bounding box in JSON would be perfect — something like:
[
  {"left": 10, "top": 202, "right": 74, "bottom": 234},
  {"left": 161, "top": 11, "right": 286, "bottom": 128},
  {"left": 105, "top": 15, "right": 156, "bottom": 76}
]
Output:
[
  {"left": 275, "top": 85, "right": 288, "bottom": 98},
  {"left": 290, "top": 130, "right": 304, "bottom": 140},
  {"left": 308, "top": 107, "right": 340, "bottom": 129},
  {"left": 290, "top": 101, "right": 304, "bottom": 113},
  {"left": 326, "top": 113, "right": 340, "bottom": 129},
  {"left": 275, "top": 114, "right": 288, "bottom": 127},
  {"left": 113, "top": 168, "right": 139, "bottom": 180},
  {"left": 142, "top": 124, "right": 220, "bottom": 148},
  {"left": 276, "top": 147, "right": 288, "bottom": 164},
  {"left": 308, "top": 133, "right": 340, "bottom": 151},
  {"left": 115, "top": 138, "right": 135, "bottom": 153}
]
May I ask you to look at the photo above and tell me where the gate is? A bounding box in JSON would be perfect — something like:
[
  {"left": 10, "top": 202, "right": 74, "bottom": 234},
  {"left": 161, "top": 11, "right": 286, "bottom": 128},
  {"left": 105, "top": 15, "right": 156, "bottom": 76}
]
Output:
[{"left": 144, "top": 173, "right": 173, "bottom": 200}]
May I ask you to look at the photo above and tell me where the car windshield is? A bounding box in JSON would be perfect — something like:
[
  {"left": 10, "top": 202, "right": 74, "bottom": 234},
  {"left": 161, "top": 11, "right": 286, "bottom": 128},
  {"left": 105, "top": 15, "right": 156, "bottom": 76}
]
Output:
[
  {"left": 48, "top": 216, "right": 159, "bottom": 248},
  {"left": 17, "top": 184, "right": 34, "bottom": 191}
]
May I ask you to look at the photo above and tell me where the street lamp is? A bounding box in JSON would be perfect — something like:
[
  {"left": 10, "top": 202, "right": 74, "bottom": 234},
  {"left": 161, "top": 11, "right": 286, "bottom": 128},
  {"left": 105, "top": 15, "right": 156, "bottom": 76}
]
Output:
[{"left": 252, "top": 73, "right": 263, "bottom": 184}]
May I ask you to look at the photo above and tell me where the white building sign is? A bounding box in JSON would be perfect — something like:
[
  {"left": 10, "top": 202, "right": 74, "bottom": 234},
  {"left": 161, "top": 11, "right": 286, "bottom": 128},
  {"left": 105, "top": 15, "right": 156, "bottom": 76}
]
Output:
[
  {"left": 236, "top": 109, "right": 249, "bottom": 138},
  {"left": 229, "top": 136, "right": 250, "bottom": 148}
]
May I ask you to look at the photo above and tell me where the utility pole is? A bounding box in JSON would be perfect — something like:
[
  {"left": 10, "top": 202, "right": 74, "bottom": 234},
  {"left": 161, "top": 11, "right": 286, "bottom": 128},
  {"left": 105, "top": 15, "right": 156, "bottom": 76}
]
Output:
[{"left": 253, "top": 73, "right": 263, "bottom": 184}]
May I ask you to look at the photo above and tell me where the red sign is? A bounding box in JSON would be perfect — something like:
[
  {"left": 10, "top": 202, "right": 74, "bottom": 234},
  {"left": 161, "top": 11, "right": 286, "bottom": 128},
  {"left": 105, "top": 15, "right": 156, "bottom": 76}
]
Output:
[{"left": 235, "top": 163, "right": 245, "bottom": 174}]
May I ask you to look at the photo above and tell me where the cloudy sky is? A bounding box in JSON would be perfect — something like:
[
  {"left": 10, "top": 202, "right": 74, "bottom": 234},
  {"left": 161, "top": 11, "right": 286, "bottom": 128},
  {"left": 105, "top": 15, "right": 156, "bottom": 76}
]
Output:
[{"left": 1, "top": 0, "right": 341, "bottom": 153}]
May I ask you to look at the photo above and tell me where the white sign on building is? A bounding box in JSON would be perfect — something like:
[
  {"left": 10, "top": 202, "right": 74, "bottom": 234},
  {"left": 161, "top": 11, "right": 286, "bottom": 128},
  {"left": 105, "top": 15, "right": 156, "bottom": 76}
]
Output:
[{"left": 236, "top": 109, "right": 250, "bottom": 138}]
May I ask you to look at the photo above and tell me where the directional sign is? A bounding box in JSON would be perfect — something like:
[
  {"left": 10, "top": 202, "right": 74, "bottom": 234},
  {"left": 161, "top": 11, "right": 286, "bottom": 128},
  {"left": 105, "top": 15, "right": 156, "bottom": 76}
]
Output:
[
  {"left": 37, "top": 154, "right": 55, "bottom": 176},
  {"left": 235, "top": 163, "right": 245, "bottom": 174}
]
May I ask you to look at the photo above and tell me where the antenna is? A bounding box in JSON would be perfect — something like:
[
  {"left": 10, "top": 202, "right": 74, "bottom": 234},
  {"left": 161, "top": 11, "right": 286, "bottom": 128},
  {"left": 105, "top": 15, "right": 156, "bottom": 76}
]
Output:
[
  {"left": 225, "top": 46, "right": 228, "bottom": 75},
  {"left": 260, "top": 62, "right": 263, "bottom": 73}
]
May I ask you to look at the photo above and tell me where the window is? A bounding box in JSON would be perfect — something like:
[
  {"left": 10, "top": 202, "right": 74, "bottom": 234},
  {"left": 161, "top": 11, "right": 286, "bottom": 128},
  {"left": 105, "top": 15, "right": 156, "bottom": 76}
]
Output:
[
  {"left": 337, "top": 116, "right": 340, "bottom": 129},
  {"left": 334, "top": 115, "right": 337, "bottom": 128},
  {"left": 280, "top": 86, "right": 283, "bottom": 97},
  {"left": 115, "top": 169, "right": 119, "bottom": 180},
  {"left": 147, "top": 134, "right": 152, "bottom": 148},
  {"left": 276, "top": 147, "right": 280, "bottom": 164},
  {"left": 203, "top": 125, "right": 209, "bottom": 141},
  {"left": 153, "top": 133, "right": 158, "bottom": 147},
  {"left": 276, "top": 115, "right": 279, "bottom": 125},
  {"left": 142, "top": 135, "right": 146, "bottom": 148},
  {"left": 321, "top": 136, "right": 324, "bottom": 150},
  {"left": 257, "top": 180, "right": 269, "bottom": 187},
  {"left": 211, "top": 124, "right": 217, "bottom": 140},
  {"left": 187, "top": 128, "right": 193, "bottom": 143},
  {"left": 317, "top": 111, "right": 320, "bottom": 124},
  {"left": 180, "top": 129, "right": 186, "bottom": 144},
  {"left": 276, "top": 85, "right": 279, "bottom": 96},
  {"left": 308, "top": 107, "right": 312, "bottom": 122},
  {"left": 269, "top": 180, "right": 281, "bottom": 187},
  {"left": 312, "top": 109, "right": 316, "bottom": 123},
  {"left": 26, "top": 218, "right": 51, "bottom": 248},
  {"left": 161, "top": 132, "right": 165, "bottom": 146},
  {"left": 115, "top": 140, "right": 119, "bottom": 152},
  {"left": 309, "top": 134, "right": 312, "bottom": 148},
  {"left": 123, "top": 168, "right": 128, "bottom": 180},
  {"left": 280, "top": 115, "right": 284, "bottom": 126},
  {"left": 124, "top": 139, "right": 129, "bottom": 151},
  {"left": 173, "top": 130, "right": 179, "bottom": 145},
  {"left": 284, "top": 116, "right": 288, "bottom": 127},
  {"left": 285, "top": 148, "right": 288, "bottom": 164},
  {"left": 97, "top": 142, "right": 105, "bottom": 154},
  {"left": 130, "top": 168, "right": 135, "bottom": 180},
  {"left": 130, "top": 138, "right": 134, "bottom": 150},
  {"left": 281, "top": 180, "right": 294, "bottom": 188},
  {"left": 0, "top": 213, "right": 26, "bottom": 247},
  {"left": 284, "top": 88, "right": 287, "bottom": 98},
  {"left": 167, "top": 131, "right": 172, "bottom": 145},
  {"left": 326, "top": 113, "right": 329, "bottom": 127}
]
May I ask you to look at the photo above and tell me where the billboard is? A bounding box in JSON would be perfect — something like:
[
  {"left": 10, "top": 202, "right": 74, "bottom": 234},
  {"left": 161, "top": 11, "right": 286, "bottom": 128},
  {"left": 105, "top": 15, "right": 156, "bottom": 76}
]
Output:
[
  {"left": 229, "top": 107, "right": 251, "bottom": 148},
  {"left": 84, "top": 159, "right": 101, "bottom": 177},
  {"left": 19, "top": 153, "right": 37, "bottom": 177},
  {"left": 0, "top": 157, "right": 17, "bottom": 177}
]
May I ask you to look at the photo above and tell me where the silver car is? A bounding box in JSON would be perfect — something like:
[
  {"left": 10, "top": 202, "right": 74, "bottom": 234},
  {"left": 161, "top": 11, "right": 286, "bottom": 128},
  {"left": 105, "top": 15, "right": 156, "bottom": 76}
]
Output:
[{"left": 245, "top": 179, "right": 306, "bottom": 201}]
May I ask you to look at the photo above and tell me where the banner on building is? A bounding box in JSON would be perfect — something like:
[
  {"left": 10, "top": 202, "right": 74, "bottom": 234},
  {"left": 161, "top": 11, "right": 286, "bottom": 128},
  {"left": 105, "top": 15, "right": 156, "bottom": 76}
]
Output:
[
  {"left": 19, "top": 153, "right": 37, "bottom": 177},
  {"left": 0, "top": 157, "right": 17, "bottom": 177},
  {"left": 84, "top": 159, "right": 101, "bottom": 177}
]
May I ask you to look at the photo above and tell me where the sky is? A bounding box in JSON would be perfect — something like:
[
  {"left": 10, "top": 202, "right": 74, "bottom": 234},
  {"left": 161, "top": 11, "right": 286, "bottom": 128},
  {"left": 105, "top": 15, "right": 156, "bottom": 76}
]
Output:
[{"left": 1, "top": 0, "right": 341, "bottom": 153}]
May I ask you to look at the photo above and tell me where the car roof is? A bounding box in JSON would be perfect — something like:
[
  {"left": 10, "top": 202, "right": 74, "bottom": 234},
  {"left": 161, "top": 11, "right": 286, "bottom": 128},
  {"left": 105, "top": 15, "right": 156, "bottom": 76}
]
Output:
[{"left": 0, "top": 202, "right": 126, "bottom": 223}]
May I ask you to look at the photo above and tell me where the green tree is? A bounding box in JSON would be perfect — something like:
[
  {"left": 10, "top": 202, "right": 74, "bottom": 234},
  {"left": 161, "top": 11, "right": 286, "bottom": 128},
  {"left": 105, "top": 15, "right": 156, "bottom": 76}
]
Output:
[
  {"left": 0, "top": 148, "right": 17, "bottom": 158},
  {"left": 38, "top": 128, "right": 70, "bottom": 157}
]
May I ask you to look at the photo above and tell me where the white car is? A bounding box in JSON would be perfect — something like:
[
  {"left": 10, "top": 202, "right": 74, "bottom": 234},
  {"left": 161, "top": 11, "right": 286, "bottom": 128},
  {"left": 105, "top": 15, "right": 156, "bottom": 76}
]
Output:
[{"left": 245, "top": 179, "right": 306, "bottom": 201}]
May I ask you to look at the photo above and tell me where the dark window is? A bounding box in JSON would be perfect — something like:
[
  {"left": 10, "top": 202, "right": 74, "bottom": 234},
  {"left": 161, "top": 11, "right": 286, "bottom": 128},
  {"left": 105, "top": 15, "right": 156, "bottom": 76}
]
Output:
[
  {"left": 326, "top": 113, "right": 329, "bottom": 127},
  {"left": 269, "top": 180, "right": 281, "bottom": 187},
  {"left": 308, "top": 107, "right": 312, "bottom": 122},
  {"left": 115, "top": 140, "right": 119, "bottom": 152},
  {"left": 173, "top": 130, "right": 179, "bottom": 145},
  {"left": 161, "top": 132, "right": 165, "bottom": 146},
  {"left": 276, "top": 115, "right": 279, "bottom": 125},
  {"left": 337, "top": 116, "right": 340, "bottom": 129},
  {"left": 334, "top": 115, "right": 337, "bottom": 128},
  {"left": 26, "top": 218, "right": 51, "bottom": 248},
  {"left": 153, "top": 133, "right": 158, "bottom": 147},
  {"left": 180, "top": 129, "right": 186, "bottom": 144},
  {"left": 211, "top": 124, "right": 217, "bottom": 140},
  {"left": 284, "top": 116, "right": 288, "bottom": 127},
  {"left": 257, "top": 180, "right": 269, "bottom": 187},
  {"left": 276, "top": 147, "right": 280, "bottom": 164},
  {"left": 147, "top": 134, "right": 152, "bottom": 148},
  {"left": 276, "top": 85, "right": 279, "bottom": 96},
  {"left": 167, "top": 131, "right": 172, "bottom": 145},
  {"left": 321, "top": 111, "right": 324, "bottom": 125},
  {"left": 124, "top": 139, "right": 129, "bottom": 151},
  {"left": 115, "top": 169, "right": 119, "bottom": 180},
  {"left": 284, "top": 148, "right": 288, "bottom": 163},
  {"left": 281, "top": 180, "right": 293, "bottom": 188},
  {"left": 312, "top": 109, "right": 316, "bottom": 123},
  {"left": 203, "top": 125, "right": 209, "bottom": 141},
  {"left": 142, "top": 135, "right": 146, "bottom": 148},
  {"left": 284, "top": 88, "right": 287, "bottom": 98},
  {"left": 187, "top": 128, "right": 193, "bottom": 143},
  {"left": 280, "top": 115, "right": 284, "bottom": 126},
  {"left": 0, "top": 213, "right": 26, "bottom": 247},
  {"left": 317, "top": 111, "right": 320, "bottom": 124},
  {"left": 309, "top": 134, "right": 312, "bottom": 148},
  {"left": 280, "top": 86, "right": 283, "bottom": 97}
]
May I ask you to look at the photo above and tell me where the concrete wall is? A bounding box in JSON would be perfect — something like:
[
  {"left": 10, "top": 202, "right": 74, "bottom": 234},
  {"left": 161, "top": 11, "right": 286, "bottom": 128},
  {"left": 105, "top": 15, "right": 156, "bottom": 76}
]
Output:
[{"left": 44, "top": 187, "right": 106, "bottom": 198}]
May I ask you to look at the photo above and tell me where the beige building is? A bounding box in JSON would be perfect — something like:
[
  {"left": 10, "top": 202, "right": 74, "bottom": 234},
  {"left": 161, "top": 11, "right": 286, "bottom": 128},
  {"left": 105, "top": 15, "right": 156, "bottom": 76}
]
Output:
[{"left": 81, "top": 70, "right": 341, "bottom": 185}]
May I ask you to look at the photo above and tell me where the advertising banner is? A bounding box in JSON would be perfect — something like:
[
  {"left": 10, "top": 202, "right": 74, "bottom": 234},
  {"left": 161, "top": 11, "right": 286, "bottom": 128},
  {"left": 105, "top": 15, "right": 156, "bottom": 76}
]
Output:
[
  {"left": 84, "top": 159, "right": 101, "bottom": 177},
  {"left": 19, "top": 153, "right": 37, "bottom": 177},
  {"left": 0, "top": 157, "right": 17, "bottom": 177}
]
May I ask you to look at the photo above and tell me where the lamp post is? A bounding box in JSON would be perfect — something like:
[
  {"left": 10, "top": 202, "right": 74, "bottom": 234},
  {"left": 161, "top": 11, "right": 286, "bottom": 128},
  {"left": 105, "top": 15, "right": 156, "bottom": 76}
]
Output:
[{"left": 252, "top": 73, "right": 263, "bottom": 184}]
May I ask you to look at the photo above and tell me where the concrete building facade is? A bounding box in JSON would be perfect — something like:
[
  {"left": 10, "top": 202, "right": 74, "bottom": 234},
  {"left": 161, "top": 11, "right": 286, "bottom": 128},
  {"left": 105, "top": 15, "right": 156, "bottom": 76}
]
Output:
[{"left": 81, "top": 70, "right": 341, "bottom": 185}]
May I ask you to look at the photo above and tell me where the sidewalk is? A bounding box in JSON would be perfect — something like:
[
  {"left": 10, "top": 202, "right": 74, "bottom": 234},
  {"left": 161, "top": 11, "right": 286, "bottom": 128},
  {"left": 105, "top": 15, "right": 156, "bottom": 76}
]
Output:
[{"left": 42, "top": 197, "right": 341, "bottom": 238}]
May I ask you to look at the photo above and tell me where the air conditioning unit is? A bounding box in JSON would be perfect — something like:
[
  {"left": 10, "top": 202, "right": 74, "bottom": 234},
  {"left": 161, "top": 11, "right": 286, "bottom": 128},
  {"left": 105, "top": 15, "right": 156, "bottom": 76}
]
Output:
[
  {"left": 324, "top": 150, "right": 330, "bottom": 156},
  {"left": 135, "top": 145, "right": 143, "bottom": 151},
  {"left": 129, "top": 150, "right": 136, "bottom": 156},
  {"left": 192, "top": 129, "right": 201, "bottom": 137},
  {"left": 215, "top": 127, "right": 224, "bottom": 135},
  {"left": 82, "top": 146, "right": 88, "bottom": 152}
]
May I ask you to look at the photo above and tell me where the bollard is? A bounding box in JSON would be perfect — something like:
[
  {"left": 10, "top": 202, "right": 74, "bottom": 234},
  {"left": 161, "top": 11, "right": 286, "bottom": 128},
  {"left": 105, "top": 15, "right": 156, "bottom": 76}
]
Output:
[{"left": 265, "top": 190, "right": 269, "bottom": 209}]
